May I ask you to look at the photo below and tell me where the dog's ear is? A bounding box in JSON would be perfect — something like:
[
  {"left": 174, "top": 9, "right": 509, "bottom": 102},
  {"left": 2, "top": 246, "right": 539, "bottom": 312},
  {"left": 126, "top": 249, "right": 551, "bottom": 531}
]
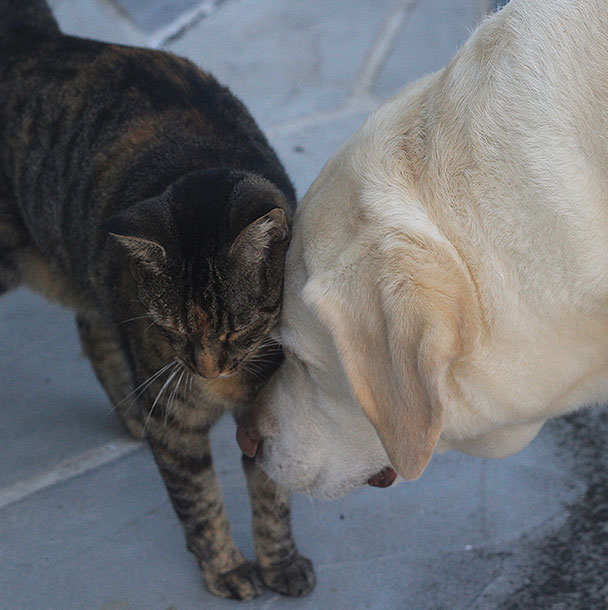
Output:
[{"left": 305, "top": 241, "right": 478, "bottom": 480}]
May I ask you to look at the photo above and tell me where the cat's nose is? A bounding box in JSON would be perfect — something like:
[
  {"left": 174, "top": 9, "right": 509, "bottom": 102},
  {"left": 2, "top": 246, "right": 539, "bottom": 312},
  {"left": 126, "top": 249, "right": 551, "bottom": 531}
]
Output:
[{"left": 194, "top": 349, "right": 222, "bottom": 379}]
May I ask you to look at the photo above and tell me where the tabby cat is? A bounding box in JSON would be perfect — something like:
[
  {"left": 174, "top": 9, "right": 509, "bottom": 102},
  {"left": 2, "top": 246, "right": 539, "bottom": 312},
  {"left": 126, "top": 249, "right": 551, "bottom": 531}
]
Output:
[{"left": 0, "top": 0, "right": 315, "bottom": 601}]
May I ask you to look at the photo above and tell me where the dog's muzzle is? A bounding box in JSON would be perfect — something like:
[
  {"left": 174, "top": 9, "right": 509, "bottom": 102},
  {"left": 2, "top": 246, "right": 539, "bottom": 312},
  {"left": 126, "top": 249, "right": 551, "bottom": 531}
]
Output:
[
  {"left": 367, "top": 466, "right": 397, "bottom": 488},
  {"left": 237, "top": 416, "right": 397, "bottom": 490}
]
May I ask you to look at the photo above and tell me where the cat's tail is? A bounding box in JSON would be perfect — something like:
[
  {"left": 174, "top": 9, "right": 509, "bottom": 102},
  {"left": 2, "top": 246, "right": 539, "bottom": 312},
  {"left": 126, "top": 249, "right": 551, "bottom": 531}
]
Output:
[{"left": 0, "top": 0, "right": 59, "bottom": 37}]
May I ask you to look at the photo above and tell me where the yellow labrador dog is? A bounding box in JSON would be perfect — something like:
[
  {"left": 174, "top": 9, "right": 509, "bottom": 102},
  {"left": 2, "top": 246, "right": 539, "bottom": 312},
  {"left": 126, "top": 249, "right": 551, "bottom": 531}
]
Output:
[{"left": 237, "top": 0, "right": 608, "bottom": 498}]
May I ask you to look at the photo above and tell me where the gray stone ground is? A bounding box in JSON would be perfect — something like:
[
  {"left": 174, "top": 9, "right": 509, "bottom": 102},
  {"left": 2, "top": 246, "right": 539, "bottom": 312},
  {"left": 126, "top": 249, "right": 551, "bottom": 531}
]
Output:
[{"left": 2, "top": 1, "right": 607, "bottom": 609}]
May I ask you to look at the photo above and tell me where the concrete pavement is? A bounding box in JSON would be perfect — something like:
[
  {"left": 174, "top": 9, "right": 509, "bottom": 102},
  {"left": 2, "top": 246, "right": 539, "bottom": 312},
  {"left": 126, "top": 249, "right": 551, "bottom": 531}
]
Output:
[{"left": 3, "top": 1, "right": 607, "bottom": 609}]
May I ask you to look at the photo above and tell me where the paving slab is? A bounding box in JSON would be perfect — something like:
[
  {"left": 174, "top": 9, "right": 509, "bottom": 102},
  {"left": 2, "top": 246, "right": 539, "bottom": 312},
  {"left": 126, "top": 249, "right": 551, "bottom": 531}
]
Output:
[
  {"left": 269, "top": 110, "right": 372, "bottom": 198},
  {"left": 376, "top": 0, "right": 480, "bottom": 99},
  {"left": 0, "top": 289, "right": 125, "bottom": 489},
  {"left": 49, "top": 0, "right": 147, "bottom": 45},
  {"left": 111, "top": 0, "right": 202, "bottom": 33},
  {"left": 0, "top": 412, "right": 586, "bottom": 610},
  {"left": 168, "top": 0, "right": 397, "bottom": 132}
]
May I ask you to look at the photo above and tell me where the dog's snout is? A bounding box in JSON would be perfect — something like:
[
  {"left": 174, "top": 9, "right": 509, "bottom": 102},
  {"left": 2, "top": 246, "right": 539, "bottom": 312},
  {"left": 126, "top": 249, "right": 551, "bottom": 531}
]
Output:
[
  {"left": 236, "top": 419, "right": 262, "bottom": 458},
  {"left": 367, "top": 466, "right": 397, "bottom": 488}
]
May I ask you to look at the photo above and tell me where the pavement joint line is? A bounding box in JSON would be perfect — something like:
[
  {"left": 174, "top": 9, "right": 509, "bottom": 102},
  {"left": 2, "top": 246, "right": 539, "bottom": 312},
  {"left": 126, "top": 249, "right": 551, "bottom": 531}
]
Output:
[
  {"left": 0, "top": 437, "right": 143, "bottom": 511},
  {"left": 351, "top": 0, "right": 420, "bottom": 98},
  {"left": 98, "top": 0, "right": 227, "bottom": 48},
  {"left": 268, "top": 95, "right": 381, "bottom": 139},
  {"left": 269, "top": 0, "right": 420, "bottom": 139},
  {"left": 147, "top": 0, "right": 222, "bottom": 49},
  {"left": 100, "top": 0, "right": 133, "bottom": 24},
  {"left": 92, "top": 0, "right": 148, "bottom": 43}
]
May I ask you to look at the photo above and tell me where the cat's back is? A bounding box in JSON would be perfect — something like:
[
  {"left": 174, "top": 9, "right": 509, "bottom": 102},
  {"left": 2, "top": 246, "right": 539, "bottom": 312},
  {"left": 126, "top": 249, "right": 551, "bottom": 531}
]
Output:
[
  {"left": 0, "top": 0, "right": 296, "bottom": 322},
  {"left": 1, "top": 18, "right": 244, "bottom": 146},
  {"left": 1, "top": 4, "right": 293, "bottom": 268},
  {"left": 1, "top": 8, "right": 293, "bottom": 202},
  {"left": 0, "top": 0, "right": 58, "bottom": 40}
]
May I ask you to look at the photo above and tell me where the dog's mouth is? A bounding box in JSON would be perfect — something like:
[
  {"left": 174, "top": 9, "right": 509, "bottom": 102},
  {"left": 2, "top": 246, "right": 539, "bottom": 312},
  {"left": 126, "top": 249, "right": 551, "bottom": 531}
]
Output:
[
  {"left": 367, "top": 466, "right": 397, "bottom": 488},
  {"left": 236, "top": 420, "right": 262, "bottom": 459}
]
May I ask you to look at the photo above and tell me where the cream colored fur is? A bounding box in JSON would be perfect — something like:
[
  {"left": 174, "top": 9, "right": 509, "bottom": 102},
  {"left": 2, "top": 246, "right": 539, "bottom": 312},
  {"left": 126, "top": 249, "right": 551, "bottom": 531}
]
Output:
[{"left": 252, "top": 0, "right": 608, "bottom": 498}]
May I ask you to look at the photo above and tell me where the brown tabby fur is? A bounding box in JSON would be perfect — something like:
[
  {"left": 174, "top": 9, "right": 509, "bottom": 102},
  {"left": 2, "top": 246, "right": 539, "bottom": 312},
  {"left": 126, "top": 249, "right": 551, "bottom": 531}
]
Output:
[{"left": 0, "top": 0, "right": 314, "bottom": 600}]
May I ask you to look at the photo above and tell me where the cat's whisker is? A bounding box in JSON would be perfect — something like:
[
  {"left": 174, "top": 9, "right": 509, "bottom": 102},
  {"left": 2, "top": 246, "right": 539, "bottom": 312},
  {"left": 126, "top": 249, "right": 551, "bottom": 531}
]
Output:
[
  {"left": 259, "top": 344, "right": 283, "bottom": 353},
  {"left": 242, "top": 362, "right": 266, "bottom": 380},
  {"left": 259, "top": 337, "right": 283, "bottom": 349},
  {"left": 173, "top": 361, "right": 195, "bottom": 401},
  {"left": 242, "top": 366, "right": 260, "bottom": 380},
  {"left": 165, "top": 368, "right": 186, "bottom": 427},
  {"left": 182, "top": 371, "right": 189, "bottom": 401},
  {"left": 243, "top": 360, "right": 261, "bottom": 373},
  {"left": 102, "top": 359, "right": 177, "bottom": 422},
  {"left": 164, "top": 369, "right": 179, "bottom": 427},
  {"left": 254, "top": 346, "right": 284, "bottom": 355},
  {"left": 143, "top": 363, "right": 181, "bottom": 433},
  {"left": 124, "top": 362, "right": 177, "bottom": 406},
  {"left": 177, "top": 369, "right": 187, "bottom": 402},
  {"left": 247, "top": 356, "right": 282, "bottom": 366},
  {"left": 256, "top": 347, "right": 283, "bottom": 356},
  {"left": 261, "top": 345, "right": 284, "bottom": 351},
  {"left": 116, "top": 314, "right": 153, "bottom": 326}
]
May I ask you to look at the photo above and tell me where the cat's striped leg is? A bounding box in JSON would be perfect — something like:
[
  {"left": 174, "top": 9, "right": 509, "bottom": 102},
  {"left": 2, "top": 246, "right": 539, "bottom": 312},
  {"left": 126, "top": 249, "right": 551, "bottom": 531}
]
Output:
[
  {"left": 76, "top": 316, "right": 145, "bottom": 439},
  {"left": 242, "top": 455, "right": 316, "bottom": 597},
  {"left": 146, "top": 424, "right": 263, "bottom": 600}
]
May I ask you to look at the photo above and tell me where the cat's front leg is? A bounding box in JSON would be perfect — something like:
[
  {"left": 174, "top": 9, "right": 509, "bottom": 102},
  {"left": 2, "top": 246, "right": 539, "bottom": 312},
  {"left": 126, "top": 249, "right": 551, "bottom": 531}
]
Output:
[
  {"left": 76, "top": 316, "right": 144, "bottom": 439},
  {"left": 146, "top": 422, "right": 263, "bottom": 601},
  {"left": 242, "top": 454, "right": 316, "bottom": 597}
]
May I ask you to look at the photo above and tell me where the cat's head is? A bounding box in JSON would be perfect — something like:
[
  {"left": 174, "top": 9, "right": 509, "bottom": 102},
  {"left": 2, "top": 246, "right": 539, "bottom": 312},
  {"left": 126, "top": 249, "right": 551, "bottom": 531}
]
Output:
[{"left": 103, "top": 169, "right": 292, "bottom": 378}]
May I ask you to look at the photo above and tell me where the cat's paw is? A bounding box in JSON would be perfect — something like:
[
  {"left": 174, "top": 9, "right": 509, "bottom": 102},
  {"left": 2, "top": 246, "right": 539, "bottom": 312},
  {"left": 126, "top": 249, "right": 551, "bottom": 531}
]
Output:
[
  {"left": 203, "top": 560, "right": 263, "bottom": 600},
  {"left": 259, "top": 553, "right": 316, "bottom": 597}
]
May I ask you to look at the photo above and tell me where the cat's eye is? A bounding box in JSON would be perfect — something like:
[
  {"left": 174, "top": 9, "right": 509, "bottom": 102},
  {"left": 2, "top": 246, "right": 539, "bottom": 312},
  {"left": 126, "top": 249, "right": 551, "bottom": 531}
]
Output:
[{"left": 158, "top": 324, "right": 183, "bottom": 342}]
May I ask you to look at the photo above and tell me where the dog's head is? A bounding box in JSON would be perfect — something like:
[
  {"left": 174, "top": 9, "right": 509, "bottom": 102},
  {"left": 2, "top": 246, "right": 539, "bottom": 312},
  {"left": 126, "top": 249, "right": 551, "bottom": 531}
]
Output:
[{"left": 237, "top": 119, "right": 481, "bottom": 498}]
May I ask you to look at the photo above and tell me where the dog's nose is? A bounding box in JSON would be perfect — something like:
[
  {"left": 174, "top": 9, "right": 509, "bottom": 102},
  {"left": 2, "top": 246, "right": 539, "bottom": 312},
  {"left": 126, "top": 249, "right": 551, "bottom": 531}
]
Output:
[
  {"left": 236, "top": 419, "right": 262, "bottom": 458},
  {"left": 367, "top": 466, "right": 397, "bottom": 488}
]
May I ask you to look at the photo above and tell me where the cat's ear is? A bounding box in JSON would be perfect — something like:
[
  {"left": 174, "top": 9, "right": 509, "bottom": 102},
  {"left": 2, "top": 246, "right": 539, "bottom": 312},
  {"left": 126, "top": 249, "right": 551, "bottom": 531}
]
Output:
[
  {"left": 101, "top": 200, "right": 172, "bottom": 272},
  {"left": 229, "top": 208, "right": 288, "bottom": 264},
  {"left": 228, "top": 174, "right": 293, "bottom": 235},
  {"left": 109, "top": 233, "right": 167, "bottom": 271}
]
